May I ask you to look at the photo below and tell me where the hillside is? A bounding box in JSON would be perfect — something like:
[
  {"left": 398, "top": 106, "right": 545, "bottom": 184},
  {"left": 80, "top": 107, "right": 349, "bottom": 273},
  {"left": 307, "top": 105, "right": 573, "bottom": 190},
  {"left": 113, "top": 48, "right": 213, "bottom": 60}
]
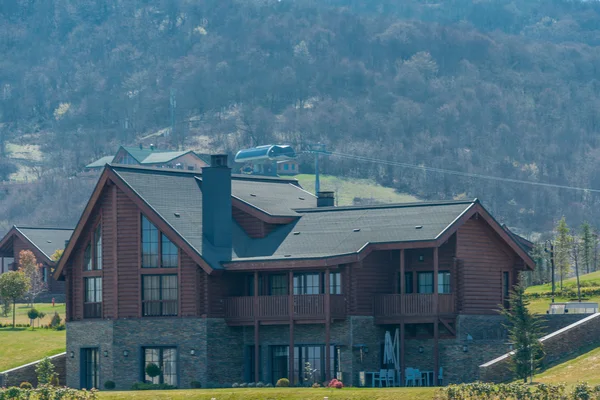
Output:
[
  {"left": 3, "top": 0, "right": 600, "bottom": 232},
  {"left": 526, "top": 271, "right": 600, "bottom": 314},
  {"left": 536, "top": 345, "right": 600, "bottom": 387}
]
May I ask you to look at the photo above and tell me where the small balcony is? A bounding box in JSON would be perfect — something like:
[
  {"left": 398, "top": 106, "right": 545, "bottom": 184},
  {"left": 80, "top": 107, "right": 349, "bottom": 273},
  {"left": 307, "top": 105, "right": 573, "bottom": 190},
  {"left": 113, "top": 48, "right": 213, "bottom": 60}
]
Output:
[
  {"left": 224, "top": 294, "right": 346, "bottom": 325},
  {"left": 373, "top": 293, "right": 456, "bottom": 323}
]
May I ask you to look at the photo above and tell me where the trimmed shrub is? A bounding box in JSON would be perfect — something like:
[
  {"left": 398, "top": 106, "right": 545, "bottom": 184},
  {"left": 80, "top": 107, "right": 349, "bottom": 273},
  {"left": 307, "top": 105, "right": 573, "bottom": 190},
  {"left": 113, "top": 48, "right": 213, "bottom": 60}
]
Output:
[
  {"left": 145, "top": 363, "right": 161, "bottom": 379},
  {"left": 50, "top": 312, "right": 61, "bottom": 329},
  {"left": 312, "top": 382, "right": 321, "bottom": 388},
  {"left": 131, "top": 382, "right": 176, "bottom": 390},
  {"left": 239, "top": 382, "right": 248, "bottom": 388},
  {"left": 276, "top": 378, "right": 290, "bottom": 387},
  {"left": 190, "top": 381, "right": 202, "bottom": 389},
  {"left": 0, "top": 385, "right": 98, "bottom": 399},
  {"left": 327, "top": 378, "right": 343, "bottom": 389},
  {"left": 256, "top": 382, "right": 265, "bottom": 388},
  {"left": 232, "top": 382, "right": 240, "bottom": 388},
  {"left": 36, "top": 357, "right": 57, "bottom": 385},
  {"left": 247, "top": 382, "right": 256, "bottom": 388},
  {"left": 103, "top": 381, "right": 116, "bottom": 390},
  {"left": 19, "top": 382, "right": 33, "bottom": 389},
  {"left": 266, "top": 383, "right": 273, "bottom": 387}
]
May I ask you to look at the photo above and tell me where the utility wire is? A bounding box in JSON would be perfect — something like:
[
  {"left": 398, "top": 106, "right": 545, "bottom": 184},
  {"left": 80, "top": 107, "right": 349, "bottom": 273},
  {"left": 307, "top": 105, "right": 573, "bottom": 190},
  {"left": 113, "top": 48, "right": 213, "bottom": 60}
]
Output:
[{"left": 318, "top": 150, "right": 600, "bottom": 194}]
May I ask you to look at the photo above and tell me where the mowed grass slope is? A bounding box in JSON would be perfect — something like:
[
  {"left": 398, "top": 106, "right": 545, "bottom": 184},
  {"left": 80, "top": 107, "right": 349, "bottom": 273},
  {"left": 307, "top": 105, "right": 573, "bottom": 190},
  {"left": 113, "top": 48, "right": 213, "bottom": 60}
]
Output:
[
  {"left": 536, "top": 345, "right": 600, "bottom": 386},
  {"left": 0, "top": 302, "right": 66, "bottom": 326},
  {"left": 295, "top": 174, "right": 418, "bottom": 206},
  {"left": 99, "top": 387, "right": 437, "bottom": 400},
  {"left": 0, "top": 328, "right": 65, "bottom": 371}
]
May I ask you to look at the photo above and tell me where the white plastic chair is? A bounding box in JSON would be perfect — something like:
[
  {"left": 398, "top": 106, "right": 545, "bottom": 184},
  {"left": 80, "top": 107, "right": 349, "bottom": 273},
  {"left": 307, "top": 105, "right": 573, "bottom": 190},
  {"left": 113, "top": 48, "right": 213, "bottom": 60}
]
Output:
[
  {"left": 386, "top": 369, "right": 396, "bottom": 387},
  {"left": 404, "top": 368, "right": 417, "bottom": 387},
  {"left": 373, "top": 369, "right": 385, "bottom": 387}
]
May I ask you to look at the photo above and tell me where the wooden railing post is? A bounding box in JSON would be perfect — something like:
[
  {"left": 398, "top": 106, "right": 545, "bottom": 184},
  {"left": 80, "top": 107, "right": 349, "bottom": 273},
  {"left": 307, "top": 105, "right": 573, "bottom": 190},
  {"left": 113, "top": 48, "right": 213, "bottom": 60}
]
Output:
[
  {"left": 288, "top": 270, "right": 295, "bottom": 385},
  {"left": 433, "top": 247, "right": 439, "bottom": 314},
  {"left": 400, "top": 249, "right": 405, "bottom": 295},
  {"left": 254, "top": 272, "right": 260, "bottom": 383},
  {"left": 325, "top": 269, "right": 331, "bottom": 381}
]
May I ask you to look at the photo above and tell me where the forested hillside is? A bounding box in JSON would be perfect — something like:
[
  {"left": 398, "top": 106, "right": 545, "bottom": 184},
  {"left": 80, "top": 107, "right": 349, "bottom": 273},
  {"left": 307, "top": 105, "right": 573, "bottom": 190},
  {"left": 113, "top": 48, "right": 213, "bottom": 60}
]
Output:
[{"left": 2, "top": 0, "right": 600, "bottom": 233}]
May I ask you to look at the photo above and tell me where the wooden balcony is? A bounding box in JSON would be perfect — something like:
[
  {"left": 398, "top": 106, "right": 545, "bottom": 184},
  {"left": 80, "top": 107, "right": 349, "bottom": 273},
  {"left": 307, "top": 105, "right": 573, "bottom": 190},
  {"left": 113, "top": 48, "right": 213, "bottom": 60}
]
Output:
[
  {"left": 374, "top": 293, "right": 456, "bottom": 323},
  {"left": 224, "top": 294, "right": 346, "bottom": 325}
]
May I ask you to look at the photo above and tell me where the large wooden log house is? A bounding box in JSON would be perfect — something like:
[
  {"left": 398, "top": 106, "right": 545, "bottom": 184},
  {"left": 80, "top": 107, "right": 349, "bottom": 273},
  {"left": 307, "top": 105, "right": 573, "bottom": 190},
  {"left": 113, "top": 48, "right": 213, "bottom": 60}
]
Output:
[{"left": 54, "top": 155, "right": 534, "bottom": 390}]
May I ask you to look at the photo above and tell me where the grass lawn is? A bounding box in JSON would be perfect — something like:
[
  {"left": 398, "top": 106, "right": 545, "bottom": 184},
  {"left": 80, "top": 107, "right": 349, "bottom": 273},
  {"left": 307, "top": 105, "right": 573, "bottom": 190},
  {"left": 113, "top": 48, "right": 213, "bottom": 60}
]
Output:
[
  {"left": 525, "top": 270, "right": 600, "bottom": 294},
  {"left": 528, "top": 295, "right": 600, "bottom": 314},
  {"left": 0, "top": 327, "right": 66, "bottom": 371},
  {"left": 536, "top": 345, "right": 600, "bottom": 387},
  {"left": 296, "top": 174, "right": 418, "bottom": 206},
  {"left": 0, "top": 303, "right": 66, "bottom": 326},
  {"left": 99, "top": 387, "right": 438, "bottom": 400}
]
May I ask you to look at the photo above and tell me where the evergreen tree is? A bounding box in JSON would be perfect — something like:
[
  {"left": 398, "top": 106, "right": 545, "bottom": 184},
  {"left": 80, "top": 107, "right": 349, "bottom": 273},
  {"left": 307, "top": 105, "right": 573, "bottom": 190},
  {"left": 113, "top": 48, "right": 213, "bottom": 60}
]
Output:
[
  {"left": 580, "top": 222, "right": 594, "bottom": 275},
  {"left": 501, "top": 281, "right": 545, "bottom": 383},
  {"left": 554, "top": 217, "right": 572, "bottom": 291}
]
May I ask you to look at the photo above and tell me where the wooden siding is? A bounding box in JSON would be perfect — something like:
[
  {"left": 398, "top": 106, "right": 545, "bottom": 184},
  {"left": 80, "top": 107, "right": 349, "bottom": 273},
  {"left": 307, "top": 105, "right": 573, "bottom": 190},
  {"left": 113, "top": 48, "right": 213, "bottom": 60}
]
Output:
[
  {"left": 10, "top": 235, "right": 65, "bottom": 294},
  {"left": 349, "top": 250, "right": 397, "bottom": 315},
  {"left": 232, "top": 207, "right": 278, "bottom": 238},
  {"left": 180, "top": 252, "right": 198, "bottom": 317},
  {"left": 456, "top": 216, "right": 516, "bottom": 314},
  {"left": 116, "top": 187, "right": 141, "bottom": 318}
]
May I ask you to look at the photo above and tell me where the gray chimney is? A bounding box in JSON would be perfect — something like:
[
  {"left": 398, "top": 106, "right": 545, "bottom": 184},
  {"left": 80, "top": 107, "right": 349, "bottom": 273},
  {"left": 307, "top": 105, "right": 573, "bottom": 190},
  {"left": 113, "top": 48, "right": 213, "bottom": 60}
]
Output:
[
  {"left": 202, "top": 155, "right": 232, "bottom": 258},
  {"left": 317, "top": 191, "right": 335, "bottom": 207}
]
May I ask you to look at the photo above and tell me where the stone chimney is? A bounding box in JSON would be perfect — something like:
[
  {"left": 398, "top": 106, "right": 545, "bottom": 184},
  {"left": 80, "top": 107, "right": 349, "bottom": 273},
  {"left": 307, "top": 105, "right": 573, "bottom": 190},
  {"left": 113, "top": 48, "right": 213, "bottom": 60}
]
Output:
[{"left": 317, "top": 191, "right": 335, "bottom": 207}]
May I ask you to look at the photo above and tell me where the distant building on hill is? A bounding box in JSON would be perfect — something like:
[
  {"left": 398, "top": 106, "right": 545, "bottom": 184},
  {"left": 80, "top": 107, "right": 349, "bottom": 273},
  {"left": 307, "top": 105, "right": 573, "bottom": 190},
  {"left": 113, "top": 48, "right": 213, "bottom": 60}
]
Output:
[
  {"left": 85, "top": 145, "right": 209, "bottom": 171},
  {"left": 276, "top": 159, "right": 300, "bottom": 175}
]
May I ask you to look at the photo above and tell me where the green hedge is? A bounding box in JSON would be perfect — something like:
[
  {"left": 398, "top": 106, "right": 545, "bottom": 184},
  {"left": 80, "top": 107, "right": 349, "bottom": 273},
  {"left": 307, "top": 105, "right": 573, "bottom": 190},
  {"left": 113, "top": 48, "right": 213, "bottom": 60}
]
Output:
[
  {"left": 0, "top": 385, "right": 97, "bottom": 400},
  {"left": 439, "top": 382, "right": 599, "bottom": 400},
  {"left": 525, "top": 287, "right": 600, "bottom": 299}
]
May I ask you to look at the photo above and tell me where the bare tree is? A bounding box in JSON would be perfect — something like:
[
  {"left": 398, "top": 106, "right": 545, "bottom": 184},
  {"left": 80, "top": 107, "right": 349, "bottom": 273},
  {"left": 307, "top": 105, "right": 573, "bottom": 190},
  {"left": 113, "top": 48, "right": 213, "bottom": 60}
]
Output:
[
  {"left": 571, "top": 237, "right": 582, "bottom": 303},
  {"left": 18, "top": 250, "right": 48, "bottom": 306}
]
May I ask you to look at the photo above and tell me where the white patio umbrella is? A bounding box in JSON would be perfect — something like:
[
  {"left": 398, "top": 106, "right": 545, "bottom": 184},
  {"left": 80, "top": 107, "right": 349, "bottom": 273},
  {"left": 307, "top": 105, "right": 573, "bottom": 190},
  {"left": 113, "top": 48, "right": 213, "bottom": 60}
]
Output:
[{"left": 383, "top": 329, "right": 401, "bottom": 383}]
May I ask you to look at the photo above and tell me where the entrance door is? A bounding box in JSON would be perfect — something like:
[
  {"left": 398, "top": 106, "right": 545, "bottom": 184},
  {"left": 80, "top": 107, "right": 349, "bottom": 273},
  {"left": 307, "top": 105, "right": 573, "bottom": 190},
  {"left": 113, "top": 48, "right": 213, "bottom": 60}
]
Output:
[{"left": 81, "top": 348, "right": 99, "bottom": 389}]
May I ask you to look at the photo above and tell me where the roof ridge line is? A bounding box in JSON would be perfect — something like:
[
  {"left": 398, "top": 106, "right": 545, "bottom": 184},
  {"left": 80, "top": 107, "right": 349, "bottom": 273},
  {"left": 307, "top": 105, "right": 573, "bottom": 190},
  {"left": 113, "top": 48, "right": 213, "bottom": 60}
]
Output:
[
  {"left": 294, "top": 199, "right": 477, "bottom": 213},
  {"left": 15, "top": 226, "right": 74, "bottom": 231}
]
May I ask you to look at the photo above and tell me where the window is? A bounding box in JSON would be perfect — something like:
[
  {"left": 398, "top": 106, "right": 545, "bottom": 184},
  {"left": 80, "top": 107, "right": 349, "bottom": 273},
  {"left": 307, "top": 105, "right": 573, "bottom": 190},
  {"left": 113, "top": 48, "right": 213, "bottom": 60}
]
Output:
[
  {"left": 270, "top": 345, "right": 338, "bottom": 385},
  {"left": 330, "top": 272, "right": 342, "bottom": 294},
  {"left": 187, "top": 166, "right": 194, "bottom": 171},
  {"left": 284, "top": 164, "right": 289, "bottom": 170},
  {"left": 161, "top": 234, "right": 178, "bottom": 268},
  {"left": 95, "top": 224, "right": 102, "bottom": 270},
  {"left": 42, "top": 267, "right": 48, "bottom": 283},
  {"left": 81, "top": 348, "right": 99, "bottom": 389},
  {"left": 398, "top": 272, "right": 414, "bottom": 294},
  {"left": 142, "top": 275, "right": 178, "bottom": 316},
  {"left": 246, "top": 345, "right": 263, "bottom": 382},
  {"left": 292, "top": 164, "right": 296, "bottom": 170},
  {"left": 142, "top": 216, "right": 159, "bottom": 268},
  {"left": 84, "top": 277, "right": 102, "bottom": 318},
  {"left": 294, "top": 273, "right": 320, "bottom": 295},
  {"left": 417, "top": 272, "right": 433, "bottom": 294},
  {"left": 84, "top": 243, "right": 92, "bottom": 271},
  {"left": 143, "top": 347, "right": 177, "bottom": 385},
  {"left": 438, "top": 272, "right": 451, "bottom": 294},
  {"left": 503, "top": 271, "right": 510, "bottom": 309},
  {"left": 269, "top": 274, "right": 288, "bottom": 295}
]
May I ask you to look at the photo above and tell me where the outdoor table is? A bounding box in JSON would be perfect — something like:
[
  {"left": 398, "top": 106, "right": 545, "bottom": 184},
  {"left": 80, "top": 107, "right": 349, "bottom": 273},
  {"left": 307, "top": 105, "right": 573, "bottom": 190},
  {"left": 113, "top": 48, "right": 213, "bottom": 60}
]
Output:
[{"left": 421, "top": 370, "right": 434, "bottom": 386}]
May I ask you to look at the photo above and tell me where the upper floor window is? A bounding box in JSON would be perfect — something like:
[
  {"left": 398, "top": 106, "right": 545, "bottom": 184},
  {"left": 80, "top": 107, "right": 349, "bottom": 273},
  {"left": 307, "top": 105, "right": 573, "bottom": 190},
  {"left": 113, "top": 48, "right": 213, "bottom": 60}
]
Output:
[
  {"left": 84, "top": 277, "right": 102, "bottom": 318},
  {"left": 95, "top": 224, "right": 102, "bottom": 270},
  {"left": 269, "top": 274, "right": 288, "bottom": 295},
  {"left": 330, "top": 272, "right": 342, "bottom": 295},
  {"left": 417, "top": 272, "right": 433, "bottom": 294},
  {"left": 294, "top": 273, "right": 320, "bottom": 295},
  {"left": 142, "top": 275, "right": 178, "bottom": 316},
  {"left": 142, "top": 215, "right": 178, "bottom": 268},
  {"left": 84, "top": 222, "right": 102, "bottom": 271},
  {"left": 438, "top": 271, "right": 451, "bottom": 294}
]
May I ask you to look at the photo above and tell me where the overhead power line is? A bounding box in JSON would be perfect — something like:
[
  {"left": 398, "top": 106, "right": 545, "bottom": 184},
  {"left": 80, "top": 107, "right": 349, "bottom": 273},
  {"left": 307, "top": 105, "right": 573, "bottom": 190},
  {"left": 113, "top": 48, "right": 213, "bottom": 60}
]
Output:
[{"left": 324, "top": 151, "right": 600, "bottom": 194}]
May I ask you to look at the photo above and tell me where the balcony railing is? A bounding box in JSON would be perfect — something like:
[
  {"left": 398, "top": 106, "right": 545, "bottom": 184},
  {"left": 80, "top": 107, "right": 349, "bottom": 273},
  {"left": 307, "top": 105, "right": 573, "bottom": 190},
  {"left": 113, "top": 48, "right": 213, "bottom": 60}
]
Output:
[
  {"left": 373, "top": 293, "right": 456, "bottom": 320},
  {"left": 224, "top": 294, "right": 346, "bottom": 324}
]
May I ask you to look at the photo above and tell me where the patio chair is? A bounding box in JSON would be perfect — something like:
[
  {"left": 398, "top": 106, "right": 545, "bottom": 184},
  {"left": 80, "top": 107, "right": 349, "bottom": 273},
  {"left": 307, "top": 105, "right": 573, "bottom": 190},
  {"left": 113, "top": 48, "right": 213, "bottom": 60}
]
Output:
[
  {"left": 438, "top": 367, "right": 443, "bottom": 386},
  {"left": 404, "top": 368, "right": 418, "bottom": 387},
  {"left": 374, "top": 369, "right": 386, "bottom": 387},
  {"left": 386, "top": 369, "right": 396, "bottom": 387}
]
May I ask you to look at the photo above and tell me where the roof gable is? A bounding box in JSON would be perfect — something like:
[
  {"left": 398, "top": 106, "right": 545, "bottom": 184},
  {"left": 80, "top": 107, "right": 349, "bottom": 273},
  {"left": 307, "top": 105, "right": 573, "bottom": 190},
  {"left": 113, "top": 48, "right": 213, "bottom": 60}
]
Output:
[{"left": 0, "top": 226, "right": 73, "bottom": 264}]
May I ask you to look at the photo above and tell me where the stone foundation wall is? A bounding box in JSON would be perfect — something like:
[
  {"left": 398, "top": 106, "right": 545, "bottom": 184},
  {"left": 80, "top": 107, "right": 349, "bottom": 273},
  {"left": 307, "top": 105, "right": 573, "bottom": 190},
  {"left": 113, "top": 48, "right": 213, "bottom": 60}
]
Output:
[
  {"left": 479, "top": 313, "right": 600, "bottom": 383},
  {"left": 0, "top": 353, "right": 66, "bottom": 387}
]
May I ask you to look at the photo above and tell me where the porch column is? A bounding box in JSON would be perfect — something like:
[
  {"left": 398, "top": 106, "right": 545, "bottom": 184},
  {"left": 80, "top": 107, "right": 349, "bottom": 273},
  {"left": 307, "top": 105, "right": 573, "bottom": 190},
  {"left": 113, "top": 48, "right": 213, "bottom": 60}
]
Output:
[
  {"left": 254, "top": 271, "right": 260, "bottom": 383},
  {"left": 325, "top": 268, "right": 331, "bottom": 381},
  {"left": 433, "top": 247, "right": 439, "bottom": 313},
  {"left": 288, "top": 270, "right": 295, "bottom": 385},
  {"left": 433, "top": 320, "right": 439, "bottom": 386},
  {"left": 399, "top": 249, "right": 405, "bottom": 295},
  {"left": 400, "top": 321, "right": 405, "bottom": 386}
]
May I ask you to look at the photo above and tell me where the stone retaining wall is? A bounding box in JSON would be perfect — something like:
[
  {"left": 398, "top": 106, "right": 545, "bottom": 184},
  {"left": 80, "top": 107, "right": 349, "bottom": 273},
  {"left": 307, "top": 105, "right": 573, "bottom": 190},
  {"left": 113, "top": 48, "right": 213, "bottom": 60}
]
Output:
[
  {"left": 0, "top": 353, "right": 66, "bottom": 387},
  {"left": 479, "top": 313, "right": 600, "bottom": 383}
]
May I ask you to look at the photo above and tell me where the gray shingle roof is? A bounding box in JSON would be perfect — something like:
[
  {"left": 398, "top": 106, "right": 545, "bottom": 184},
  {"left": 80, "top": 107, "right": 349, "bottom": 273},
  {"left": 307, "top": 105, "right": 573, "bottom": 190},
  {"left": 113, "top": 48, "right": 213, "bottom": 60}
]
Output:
[
  {"left": 15, "top": 227, "right": 74, "bottom": 261},
  {"left": 111, "top": 165, "right": 477, "bottom": 268},
  {"left": 86, "top": 156, "right": 115, "bottom": 169}
]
